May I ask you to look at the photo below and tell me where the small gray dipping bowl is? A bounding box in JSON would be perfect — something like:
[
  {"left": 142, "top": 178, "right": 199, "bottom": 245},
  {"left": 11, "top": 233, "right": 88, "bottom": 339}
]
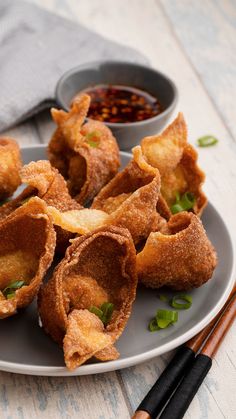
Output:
[{"left": 56, "top": 61, "right": 178, "bottom": 150}]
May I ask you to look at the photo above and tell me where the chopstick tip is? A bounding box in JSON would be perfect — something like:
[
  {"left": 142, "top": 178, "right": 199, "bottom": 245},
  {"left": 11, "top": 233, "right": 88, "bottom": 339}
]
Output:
[{"left": 131, "top": 410, "right": 151, "bottom": 419}]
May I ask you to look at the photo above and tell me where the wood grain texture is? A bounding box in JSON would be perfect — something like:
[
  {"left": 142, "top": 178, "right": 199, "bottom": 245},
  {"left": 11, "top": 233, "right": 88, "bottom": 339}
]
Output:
[
  {"left": 0, "top": 0, "right": 235, "bottom": 418},
  {"left": 0, "top": 371, "right": 130, "bottom": 419},
  {"left": 161, "top": 0, "right": 236, "bottom": 140}
]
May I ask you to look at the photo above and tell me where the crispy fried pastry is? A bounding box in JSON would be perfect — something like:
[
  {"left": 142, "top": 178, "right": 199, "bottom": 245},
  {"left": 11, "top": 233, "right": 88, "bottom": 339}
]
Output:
[
  {"left": 47, "top": 206, "right": 109, "bottom": 235},
  {"left": 45, "top": 147, "right": 165, "bottom": 243},
  {"left": 0, "top": 160, "right": 82, "bottom": 253},
  {"left": 141, "top": 113, "right": 207, "bottom": 215},
  {"left": 92, "top": 146, "right": 162, "bottom": 243},
  {"left": 0, "top": 160, "right": 82, "bottom": 218},
  {"left": 0, "top": 197, "right": 56, "bottom": 319},
  {"left": 137, "top": 211, "right": 217, "bottom": 290},
  {"left": 48, "top": 94, "right": 120, "bottom": 204},
  {"left": 0, "top": 137, "right": 22, "bottom": 201},
  {"left": 38, "top": 226, "right": 137, "bottom": 370}
]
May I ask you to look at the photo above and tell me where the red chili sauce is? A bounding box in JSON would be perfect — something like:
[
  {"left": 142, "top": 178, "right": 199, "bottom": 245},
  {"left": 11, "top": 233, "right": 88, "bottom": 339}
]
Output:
[{"left": 79, "top": 84, "right": 163, "bottom": 123}]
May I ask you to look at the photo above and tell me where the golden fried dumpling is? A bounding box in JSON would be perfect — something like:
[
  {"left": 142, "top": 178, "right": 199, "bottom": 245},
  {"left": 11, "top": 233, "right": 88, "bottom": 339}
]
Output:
[
  {"left": 137, "top": 211, "right": 217, "bottom": 290},
  {"left": 141, "top": 113, "right": 207, "bottom": 216},
  {"left": 0, "top": 198, "right": 56, "bottom": 319},
  {"left": 0, "top": 160, "right": 82, "bottom": 218},
  {"left": 0, "top": 137, "right": 22, "bottom": 201},
  {"left": 48, "top": 94, "right": 120, "bottom": 205},
  {"left": 38, "top": 226, "right": 137, "bottom": 370},
  {"left": 92, "top": 146, "right": 162, "bottom": 244},
  {"left": 47, "top": 146, "right": 163, "bottom": 245},
  {"left": 0, "top": 160, "right": 82, "bottom": 253}
]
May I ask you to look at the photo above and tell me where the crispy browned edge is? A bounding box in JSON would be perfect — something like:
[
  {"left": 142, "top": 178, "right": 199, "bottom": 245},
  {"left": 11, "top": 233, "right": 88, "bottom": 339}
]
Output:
[
  {"left": 38, "top": 225, "right": 137, "bottom": 367},
  {"left": 0, "top": 198, "right": 56, "bottom": 318},
  {"left": 48, "top": 95, "right": 120, "bottom": 205},
  {"left": 137, "top": 211, "right": 217, "bottom": 290},
  {"left": 0, "top": 137, "right": 22, "bottom": 200},
  {"left": 0, "top": 160, "right": 82, "bottom": 254},
  {"left": 92, "top": 146, "right": 162, "bottom": 244}
]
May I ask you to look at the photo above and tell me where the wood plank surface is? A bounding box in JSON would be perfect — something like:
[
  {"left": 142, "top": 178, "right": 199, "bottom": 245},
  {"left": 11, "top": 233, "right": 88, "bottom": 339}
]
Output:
[
  {"left": 0, "top": 1, "right": 235, "bottom": 418},
  {"left": 161, "top": 0, "right": 236, "bottom": 140},
  {"left": 0, "top": 371, "right": 130, "bottom": 419}
]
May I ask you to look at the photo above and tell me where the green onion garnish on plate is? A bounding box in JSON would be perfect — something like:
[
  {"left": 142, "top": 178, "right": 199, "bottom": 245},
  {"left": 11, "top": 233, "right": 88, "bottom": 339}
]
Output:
[
  {"left": 171, "top": 192, "right": 195, "bottom": 214},
  {"left": 197, "top": 135, "right": 218, "bottom": 147},
  {"left": 148, "top": 309, "right": 178, "bottom": 332},
  {"left": 156, "top": 309, "right": 178, "bottom": 323},
  {"left": 149, "top": 318, "right": 160, "bottom": 332},
  {"left": 2, "top": 280, "right": 25, "bottom": 299},
  {"left": 171, "top": 294, "right": 192, "bottom": 310}
]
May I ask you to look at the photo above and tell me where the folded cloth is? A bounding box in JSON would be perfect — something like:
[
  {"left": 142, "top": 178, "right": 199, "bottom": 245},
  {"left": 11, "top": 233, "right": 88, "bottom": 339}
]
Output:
[{"left": 0, "top": 0, "right": 147, "bottom": 132}]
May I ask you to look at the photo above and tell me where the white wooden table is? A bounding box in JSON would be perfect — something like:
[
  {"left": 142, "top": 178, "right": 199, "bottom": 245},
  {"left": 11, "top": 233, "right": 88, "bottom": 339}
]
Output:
[{"left": 1, "top": 1, "right": 236, "bottom": 418}]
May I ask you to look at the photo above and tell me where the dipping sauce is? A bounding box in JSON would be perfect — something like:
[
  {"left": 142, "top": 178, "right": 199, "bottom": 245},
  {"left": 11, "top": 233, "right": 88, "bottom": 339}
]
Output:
[{"left": 77, "top": 85, "right": 163, "bottom": 124}]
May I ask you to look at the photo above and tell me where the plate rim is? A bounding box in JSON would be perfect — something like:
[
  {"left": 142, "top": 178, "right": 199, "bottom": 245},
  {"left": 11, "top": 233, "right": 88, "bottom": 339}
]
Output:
[{"left": 0, "top": 145, "right": 235, "bottom": 376}]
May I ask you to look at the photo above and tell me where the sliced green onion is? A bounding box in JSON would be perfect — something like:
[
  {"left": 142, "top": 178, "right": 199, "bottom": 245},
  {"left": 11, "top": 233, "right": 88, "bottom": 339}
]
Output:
[
  {"left": 181, "top": 192, "right": 195, "bottom": 209},
  {"left": 148, "top": 309, "right": 178, "bottom": 332},
  {"left": 7, "top": 292, "right": 15, "bottom": 300},
  {"left": 157, "top": 318, "right": 173, "bottom": 329},
  {"left": 89, "top": 306, "right": 104, "bottom": 320},
  {"left": 171, "top": 294, "right": 192, "bottom": 310},
  {"left": 197, "top": 135, "right": 218, "bottom": 147},
  {"left": 158, "top": 294, "right": 168, "bottom": 302},
  {"left": 175, "top": 191, "right": 181, "bottom": 203},
  {"left": 171, "top": 192, "right": 195, "bottom": 214},
  {"left": 181, "top": 192, "right": 195, "bottom": 210},
  {"left": 89, "top": 302, "right": 114, "bottom": 325},
  {"left": 86, "top": 131, "right": 101, "bottom": 147},
  {"left": 87, "top": 140, "right": 99, "bottom": 148},
  {"left": 148, "top": 318, "right": 160, "bottom": 332},
  {"left": 86, "top": 130, "right": 101, "bottom": 140},
  {"left": 100, "top": 302, "right": 114, "bottom": 325},
  {"left": 171, "top": 203, "right": 184, "bottom": 214},
  {"left": 2, "top": 280, "right": 25, "bottom": 299},
  {"left": 156, "top": 309, "right": 178, "bottom": 323}
]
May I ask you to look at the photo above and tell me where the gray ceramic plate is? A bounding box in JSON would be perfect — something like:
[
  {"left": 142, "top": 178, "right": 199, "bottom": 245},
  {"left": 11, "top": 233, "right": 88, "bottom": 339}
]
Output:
[{"left": 0, "top": 145, "right": 234, "bottom": 376}]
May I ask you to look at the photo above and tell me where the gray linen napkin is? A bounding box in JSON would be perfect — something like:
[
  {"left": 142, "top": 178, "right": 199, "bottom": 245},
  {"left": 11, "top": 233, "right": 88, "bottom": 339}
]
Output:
[{"left": 0, "top": 0, "right": 147, "bottom": 132}]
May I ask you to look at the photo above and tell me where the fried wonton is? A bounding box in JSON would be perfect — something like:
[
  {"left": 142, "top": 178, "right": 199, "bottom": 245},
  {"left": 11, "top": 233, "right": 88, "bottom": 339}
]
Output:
[
  {"left": 0, "top": 160, "right": 82, "bottom": 218},
  {"left": 141, "top": 113, "right": 207, "bottom": 216},
  {"left": 38, "top": 226, "right": 137, "bottom": 370},
  {"left": 0, "top": 160, "right": 82, "bottom": 253},
  {"left": 137, "top": 211, "right": 217, "bottom": 290},
  {"left": 92, "top": 146, "right": 162, "bottom": 244},
  {"left": 0, "top": 197, "right": 56, "bottom": 319},
  {"left": 0, "top": 137, "right": 22, "bottom": 201},
  {"left": 48, "top": 94, "right": 120, "bottom": 205}
]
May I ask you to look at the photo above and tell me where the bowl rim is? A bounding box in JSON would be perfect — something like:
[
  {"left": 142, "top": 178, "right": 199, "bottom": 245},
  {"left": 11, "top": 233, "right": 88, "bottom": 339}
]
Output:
[{"left": 55, "top": 60, "right": 178, "bottom": 128}]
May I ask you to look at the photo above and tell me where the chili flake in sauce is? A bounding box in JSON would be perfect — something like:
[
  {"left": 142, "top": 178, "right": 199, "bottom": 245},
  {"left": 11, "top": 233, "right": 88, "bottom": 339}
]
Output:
[{"left": 77, "top": 85, "right": 163, "bottom": 123}]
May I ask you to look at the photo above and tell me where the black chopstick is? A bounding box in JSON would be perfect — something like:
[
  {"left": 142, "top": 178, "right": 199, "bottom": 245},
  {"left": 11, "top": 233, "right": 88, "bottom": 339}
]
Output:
[
  {"left": 132, "top": 284, "right": 236, "bottom": 419},
  {"left": 133, "top": 346, "right": 195, "bottom": 418},
  {"left": 159, "top": 292, "right": 236, "bottom": 418}
]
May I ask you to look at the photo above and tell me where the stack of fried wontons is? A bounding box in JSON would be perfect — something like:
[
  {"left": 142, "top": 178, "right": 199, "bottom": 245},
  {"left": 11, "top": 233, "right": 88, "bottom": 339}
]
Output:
[{"left": 0, "top": 95, "right": 217, "bottom": 370}]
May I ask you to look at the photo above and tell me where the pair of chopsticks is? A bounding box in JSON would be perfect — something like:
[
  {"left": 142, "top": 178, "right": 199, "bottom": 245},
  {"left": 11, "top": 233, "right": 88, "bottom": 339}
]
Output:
[{"left": 132, "top": 283, "right": 236, "bottom": 419}]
